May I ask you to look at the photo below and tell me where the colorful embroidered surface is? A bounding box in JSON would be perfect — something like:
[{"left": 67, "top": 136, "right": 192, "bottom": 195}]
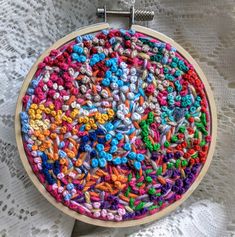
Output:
[{"left": 20, "top": 29, "right": 211, "bottom": 221}]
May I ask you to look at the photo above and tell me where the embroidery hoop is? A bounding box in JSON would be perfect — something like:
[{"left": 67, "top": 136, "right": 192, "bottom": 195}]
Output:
[{"left": 15, "top": 10, "right": 217, "bottom": 228}]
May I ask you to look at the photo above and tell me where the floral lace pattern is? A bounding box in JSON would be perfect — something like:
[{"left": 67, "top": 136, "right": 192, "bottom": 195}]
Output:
[{"left": 0, "top": 0, "right": 234, "bottom": 236}]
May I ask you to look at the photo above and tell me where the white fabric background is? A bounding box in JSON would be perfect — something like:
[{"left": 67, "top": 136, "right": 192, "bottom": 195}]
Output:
[{"left": 0, "top": 0, "right": 235, "bottom": 236}]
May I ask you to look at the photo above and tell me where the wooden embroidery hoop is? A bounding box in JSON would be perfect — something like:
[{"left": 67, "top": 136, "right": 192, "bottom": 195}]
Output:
[{"left": 15, "top": 22, "right": 217, "bottom": 227}]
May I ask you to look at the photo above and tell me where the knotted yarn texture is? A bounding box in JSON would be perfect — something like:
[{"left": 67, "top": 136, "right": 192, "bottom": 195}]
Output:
[{"left": 20, "top": 27, "right": 212, "bottom": 222}]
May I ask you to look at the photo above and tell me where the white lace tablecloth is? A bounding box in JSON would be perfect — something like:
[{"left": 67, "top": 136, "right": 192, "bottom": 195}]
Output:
[{"left": 0, "top": 0, "right": 234, "bottom": 236}]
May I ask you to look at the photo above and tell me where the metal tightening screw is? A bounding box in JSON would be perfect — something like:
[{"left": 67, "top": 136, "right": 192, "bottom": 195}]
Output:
[
  {"left": 134, "top": 9, "right": 154, "bottom": 21},
  {"left": 96, "top": 6, "right": 154, "bottom": 25}
]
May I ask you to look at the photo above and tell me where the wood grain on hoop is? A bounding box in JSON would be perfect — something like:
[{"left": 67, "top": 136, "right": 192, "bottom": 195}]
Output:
[{"left": 15, "top": 23, "right": 217, "bottom": 228}]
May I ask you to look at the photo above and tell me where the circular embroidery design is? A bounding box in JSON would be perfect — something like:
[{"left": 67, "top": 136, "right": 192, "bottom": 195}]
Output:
[{"left": 20, "top": 29, "right": 212, "bottom": 221}]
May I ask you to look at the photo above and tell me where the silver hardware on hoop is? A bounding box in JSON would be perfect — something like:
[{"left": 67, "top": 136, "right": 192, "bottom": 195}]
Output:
[{"left": 96, "top": 6, "right": 154, "bottom": 26}]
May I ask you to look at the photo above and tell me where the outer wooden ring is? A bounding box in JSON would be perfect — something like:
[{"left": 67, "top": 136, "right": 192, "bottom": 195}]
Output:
[{"left": 15, "top": 23, "right": 217, "bottom": 228}]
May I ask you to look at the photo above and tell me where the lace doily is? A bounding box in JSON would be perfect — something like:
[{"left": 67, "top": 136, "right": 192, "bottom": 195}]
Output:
[{"left": 0, "top": 0, "right": 234, "bottom": 236}]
